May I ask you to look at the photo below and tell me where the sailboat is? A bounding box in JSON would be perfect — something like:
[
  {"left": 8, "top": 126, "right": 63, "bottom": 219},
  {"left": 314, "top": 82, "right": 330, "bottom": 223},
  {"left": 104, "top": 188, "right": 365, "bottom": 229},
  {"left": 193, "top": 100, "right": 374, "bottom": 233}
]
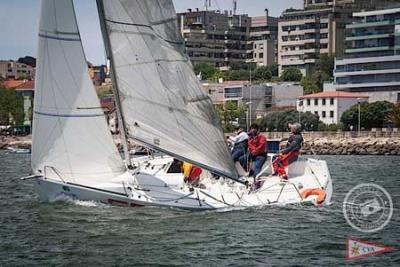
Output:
[{"left": 23, "top": 0, "right": 332, "bottom": 210}]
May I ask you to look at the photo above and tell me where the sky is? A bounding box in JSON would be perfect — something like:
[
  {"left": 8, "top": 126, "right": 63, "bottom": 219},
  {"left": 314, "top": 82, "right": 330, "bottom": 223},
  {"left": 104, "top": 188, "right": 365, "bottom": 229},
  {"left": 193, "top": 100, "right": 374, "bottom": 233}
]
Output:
[{"left": 0, "top": 0, "right": 303, "bottom": 65}]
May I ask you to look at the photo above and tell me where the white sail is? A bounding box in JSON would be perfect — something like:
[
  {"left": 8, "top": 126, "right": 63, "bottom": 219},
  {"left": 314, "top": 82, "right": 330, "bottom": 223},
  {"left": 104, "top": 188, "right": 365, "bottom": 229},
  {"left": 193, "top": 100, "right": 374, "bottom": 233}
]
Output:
[
  {"left": 98, "top": 0, "right": 238, "bottom": 179},
  {"left": 32, "top": 0, "right": 126, "bottom": 184}
]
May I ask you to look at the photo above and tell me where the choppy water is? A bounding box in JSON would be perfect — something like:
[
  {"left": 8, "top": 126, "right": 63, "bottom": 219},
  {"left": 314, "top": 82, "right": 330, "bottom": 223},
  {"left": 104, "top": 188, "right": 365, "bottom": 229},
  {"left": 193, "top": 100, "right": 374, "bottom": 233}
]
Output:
[{"left": 0, "top": 151, "right": 399, "bottom": 266}]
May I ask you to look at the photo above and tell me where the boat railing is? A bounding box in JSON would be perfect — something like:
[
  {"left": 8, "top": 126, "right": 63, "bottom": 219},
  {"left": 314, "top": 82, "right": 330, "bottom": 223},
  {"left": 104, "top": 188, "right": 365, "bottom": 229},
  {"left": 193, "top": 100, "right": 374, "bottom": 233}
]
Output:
[{"left": 44, "top": 165, "right": 67, "bottom": 184}]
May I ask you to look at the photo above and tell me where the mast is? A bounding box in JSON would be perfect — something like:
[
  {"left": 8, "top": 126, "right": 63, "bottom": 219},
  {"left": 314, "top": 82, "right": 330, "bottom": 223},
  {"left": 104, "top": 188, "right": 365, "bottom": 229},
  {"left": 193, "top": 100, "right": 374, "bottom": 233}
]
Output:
[{"left": 96, "top": 0, "right": 131, "bottom": 167}]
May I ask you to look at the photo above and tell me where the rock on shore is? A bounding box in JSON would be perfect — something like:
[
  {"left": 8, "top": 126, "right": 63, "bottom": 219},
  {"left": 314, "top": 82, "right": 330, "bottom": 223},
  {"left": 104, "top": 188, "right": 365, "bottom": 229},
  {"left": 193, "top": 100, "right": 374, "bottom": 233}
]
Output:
[{"left": 301, "top": 137, "right": 400, "bottom": 155}]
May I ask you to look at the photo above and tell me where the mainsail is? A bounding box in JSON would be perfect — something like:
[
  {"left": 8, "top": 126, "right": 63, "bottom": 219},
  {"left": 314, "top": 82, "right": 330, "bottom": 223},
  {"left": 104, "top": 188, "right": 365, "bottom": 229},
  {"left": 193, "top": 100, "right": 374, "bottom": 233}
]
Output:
[
  {"left": 97, "top": 0, "right": 239, "bottom": 179},
  {"left": 32, "top": 0, "right": 126, "bottom": 184}
]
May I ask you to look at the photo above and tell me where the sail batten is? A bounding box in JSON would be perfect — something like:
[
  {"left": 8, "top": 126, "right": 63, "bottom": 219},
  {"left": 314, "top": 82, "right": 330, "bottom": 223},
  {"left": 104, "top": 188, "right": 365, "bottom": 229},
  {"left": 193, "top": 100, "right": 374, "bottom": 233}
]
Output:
[
  {"left": 32, "top": 0, "right": 126, "bottom": 184},
  {"left": 99, "top": 0, "right": 239, "bottom": 179}
]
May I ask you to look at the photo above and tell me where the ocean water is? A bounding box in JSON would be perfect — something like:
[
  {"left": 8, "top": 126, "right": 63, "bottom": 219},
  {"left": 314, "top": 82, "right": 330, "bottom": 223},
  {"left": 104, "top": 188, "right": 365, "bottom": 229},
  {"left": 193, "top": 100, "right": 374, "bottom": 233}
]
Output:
[{"left": 0, "top": 151, "right": 399, "bottom": 266}]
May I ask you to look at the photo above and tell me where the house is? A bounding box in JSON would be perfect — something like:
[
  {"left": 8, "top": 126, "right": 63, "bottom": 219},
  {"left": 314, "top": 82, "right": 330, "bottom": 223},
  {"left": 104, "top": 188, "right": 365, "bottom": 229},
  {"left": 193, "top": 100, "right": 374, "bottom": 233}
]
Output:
[{"left": 297, "top": 91, "right": 368, "bottom": 124}]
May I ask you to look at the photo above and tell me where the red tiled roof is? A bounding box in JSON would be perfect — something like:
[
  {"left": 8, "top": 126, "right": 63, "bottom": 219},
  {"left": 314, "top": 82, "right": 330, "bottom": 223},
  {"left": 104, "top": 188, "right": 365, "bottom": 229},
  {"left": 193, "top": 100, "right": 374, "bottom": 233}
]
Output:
[
  {"left": 15, "top": 80, "right": 35, "bottom": 90},
  {"left": 2, "top": 80, "right": 26, "bottom": 89},
  {"left": 300, "top": 91, "right": 368, "bottom": 99}
]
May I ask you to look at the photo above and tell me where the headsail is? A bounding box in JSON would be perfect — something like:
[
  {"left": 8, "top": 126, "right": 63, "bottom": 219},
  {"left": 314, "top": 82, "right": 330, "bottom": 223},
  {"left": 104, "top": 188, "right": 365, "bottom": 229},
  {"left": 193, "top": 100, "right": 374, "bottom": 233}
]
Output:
[
  {"left": 32, "top": 0, "right": 126, "bottom": 184},
  {"left": 97, "top": 0, "right": 238, "bottom": 179}
]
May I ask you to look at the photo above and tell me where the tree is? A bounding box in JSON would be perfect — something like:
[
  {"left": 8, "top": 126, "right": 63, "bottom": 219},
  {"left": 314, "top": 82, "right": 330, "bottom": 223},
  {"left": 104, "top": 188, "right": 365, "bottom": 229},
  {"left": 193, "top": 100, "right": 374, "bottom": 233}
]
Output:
[
  {"left": 386, "top": 104, "right": 400, "bottom": 128},
  {"left": 312, "top": 70, "right": 331, "bottom": 90},
  {"left": 316, "top": 54, "right": 335, "bottom": 78},
  {"left": 341, "top": 101, "right": 395, "bottom": 130},
  {"left": 253, "top": 66, "right": 272, "bottom": 81},
  {"left": 280, "top": 67, "right": 303, "bottom": 82},
  {"left": 193, "top": 62, "right": 217, "bottom": 80},
  {"left": 301, "top": 76, "right": 319, "bottom": 95},
  {"left": 216, "top": 101, "right": 246, "bottom": 132},
  {"left": 224, "top": 69, "right": 250, "bottom": 81},
  {"left": 0, "top": 86, "right": 24, "bottom": 126},
  {"left": 258, "top": 109, "right": 319, "bottom": 132},
  {"left": 266, "top": 63, "right": 279, "bottom": 77}
]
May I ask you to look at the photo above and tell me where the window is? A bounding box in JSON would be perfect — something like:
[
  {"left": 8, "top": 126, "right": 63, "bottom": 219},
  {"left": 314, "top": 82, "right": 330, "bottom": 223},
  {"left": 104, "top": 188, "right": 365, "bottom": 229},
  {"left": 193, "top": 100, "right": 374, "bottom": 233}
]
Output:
[
  {"left": 322, "top": 111, "right": 326, "bottom": 118},
  {"left": 322, "top": 98, "right": 326, "bottom": 105},
  {"left": 307, "top": 99, "right": 311, "bottom": 106},
  {"left": 314, "top": 99, "right": 318, "bottom": 105},
  {"left": 330, "top": 111, "right": 334, "bottom": 118},
  {"left": 330, "top": 98, "right": 334, "bottom": 105},
  {"left": 259, "top": 53, "right": 263, "bottom": 58}
]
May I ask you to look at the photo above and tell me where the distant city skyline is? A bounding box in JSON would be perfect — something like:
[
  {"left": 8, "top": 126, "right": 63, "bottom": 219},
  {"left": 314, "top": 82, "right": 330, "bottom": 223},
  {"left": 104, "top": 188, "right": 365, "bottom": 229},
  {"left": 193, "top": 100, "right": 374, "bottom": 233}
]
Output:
[{"left": 0, "top": 0, "right": 302, "bottom": 65}]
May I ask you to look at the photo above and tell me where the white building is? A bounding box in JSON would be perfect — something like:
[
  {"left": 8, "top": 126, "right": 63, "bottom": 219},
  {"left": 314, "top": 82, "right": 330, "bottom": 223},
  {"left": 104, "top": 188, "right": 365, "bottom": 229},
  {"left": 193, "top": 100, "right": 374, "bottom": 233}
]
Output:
[
  {"left": 0, "top": 60, "right": 35, "bottom": 80},
  {"left": 333, "top": 7, "right": 400, "bottom": 103},
  {"left": 297, "top": 91, "right": 368, "bottom": 124}
]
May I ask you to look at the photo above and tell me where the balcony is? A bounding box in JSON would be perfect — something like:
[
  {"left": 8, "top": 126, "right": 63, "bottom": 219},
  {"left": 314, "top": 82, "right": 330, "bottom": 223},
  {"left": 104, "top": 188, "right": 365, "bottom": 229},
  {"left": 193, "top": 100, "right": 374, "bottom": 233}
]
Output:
[
  {"left": 345, "top": 46, "right": 391, "bottom": 54},
  {"left": 346, "top": 33, "right": 391, "bottom": 41},
  {"left": 346, "top": 19, "right": 398, "bottom": 29}
]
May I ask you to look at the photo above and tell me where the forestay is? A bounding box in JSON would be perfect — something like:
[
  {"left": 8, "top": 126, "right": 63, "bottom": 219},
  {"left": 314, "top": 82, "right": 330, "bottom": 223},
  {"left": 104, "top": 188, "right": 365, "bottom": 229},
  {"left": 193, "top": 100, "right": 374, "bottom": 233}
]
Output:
[
  {"left": 99, "top": 0, "right": 238, "bottom": 179},
  {"left": 32, "top": 0, "right": 126, "bottom": 184}
]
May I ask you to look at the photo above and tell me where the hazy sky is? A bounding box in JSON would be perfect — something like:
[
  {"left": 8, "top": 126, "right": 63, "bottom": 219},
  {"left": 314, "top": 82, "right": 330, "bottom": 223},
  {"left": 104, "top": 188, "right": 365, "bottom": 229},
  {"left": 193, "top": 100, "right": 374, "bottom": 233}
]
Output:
[{"left": 0, "top": 0, "right": 302, "bottom": 65}]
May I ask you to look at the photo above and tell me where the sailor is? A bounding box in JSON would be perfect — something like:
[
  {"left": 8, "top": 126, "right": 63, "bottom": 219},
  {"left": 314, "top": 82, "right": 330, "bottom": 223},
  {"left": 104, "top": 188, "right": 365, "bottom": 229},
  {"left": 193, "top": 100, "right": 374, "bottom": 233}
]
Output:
[
  {"left": 181, "top": 161, "right": 202, "bottom": 186},
  {"left": 228, "top": 125, "right": 248, "bottom": 163},
  {"left": 239, "top": 123, "right": 267, "bottom": 178},
  {"left": 272, "top": 122, "right": 303, "bottom": 180}
]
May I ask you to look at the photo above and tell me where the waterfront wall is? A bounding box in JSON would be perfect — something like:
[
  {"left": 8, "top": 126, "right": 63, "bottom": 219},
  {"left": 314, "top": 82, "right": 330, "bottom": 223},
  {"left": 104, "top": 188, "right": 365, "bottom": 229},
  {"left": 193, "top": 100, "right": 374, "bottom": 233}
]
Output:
[
  {"left": 2, "top": 131, "right": 400, "bottom": 156},
  {"left": 263, "top": 130, "right": 400, "bottom": 155}
]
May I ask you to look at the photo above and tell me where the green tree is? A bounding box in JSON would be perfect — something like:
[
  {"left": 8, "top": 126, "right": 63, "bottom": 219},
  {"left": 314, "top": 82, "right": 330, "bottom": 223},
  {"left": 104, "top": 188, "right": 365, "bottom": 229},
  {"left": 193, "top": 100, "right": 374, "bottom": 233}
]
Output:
[
  {"left": 225, "top": 69, "right": 250, "bottom": 81},
  {"left": 230, "top": 62, "right": 256, "bottom": 71},
  {"left": 341, "top": 101, "right": 395, "bottom": 130},
  {"left": 316, "top": 54, "right": 335, "bottom": 78},
  {"left": 311, "top": 70, "right": 331, "bottom": 90},
  {"left": 216, "top": 101, "right": 246, "bottom": 132},
  {"left": 266, "top": 63, "right": 279, "bottom": 77},
  {"left": 193, "top": 62, "right": 217, "bottom": 80},
  {"left": 301, "top": 76, "right": 319, "bottom": 95},
  {"left": 280, "top": 67, "right": 303, "bottom": 82},
  {"left": 253, "top": 66, "right": 272, "bottom": 81},
  {"left": 258, "top": 109, "right": 319, "bottom": 132},
  {"left": 386, "top": 104, "right": 400, "bottom": 127},
  {"left": 0, "top": 87, "right": 24, "bottom": 126}
]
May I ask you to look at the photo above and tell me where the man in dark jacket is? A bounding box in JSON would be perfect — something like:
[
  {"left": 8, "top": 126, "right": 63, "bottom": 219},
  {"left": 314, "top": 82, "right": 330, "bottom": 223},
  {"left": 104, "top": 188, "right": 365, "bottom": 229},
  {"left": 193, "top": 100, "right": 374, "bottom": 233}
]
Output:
[{"left": 272, "top": 123, "right": 303, "bottom": 180}]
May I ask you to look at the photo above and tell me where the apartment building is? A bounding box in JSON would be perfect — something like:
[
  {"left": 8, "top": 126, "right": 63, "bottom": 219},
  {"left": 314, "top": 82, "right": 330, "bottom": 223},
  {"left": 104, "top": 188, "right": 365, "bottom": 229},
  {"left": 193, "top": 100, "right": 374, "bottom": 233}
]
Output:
[
  {"left": 297, "top": 91, "right": 368, "bottom": 124},
  {"left": 0, "top": 60, "right": 35, "bottom": 80},
  {"left": 247, "top": 9, "right": 279, "bottom": 66},
  {"left": 203, "top": 81, "right": 303, "bottom": 120},
  {"left": 278, "top": 7, "right": 351, "bottom": 76},
  {"left": 334, "top": 7, "right": 400, "bottom": 103},
  {"left": 178, "top": 9, "right": 250, "bottom": 69}
]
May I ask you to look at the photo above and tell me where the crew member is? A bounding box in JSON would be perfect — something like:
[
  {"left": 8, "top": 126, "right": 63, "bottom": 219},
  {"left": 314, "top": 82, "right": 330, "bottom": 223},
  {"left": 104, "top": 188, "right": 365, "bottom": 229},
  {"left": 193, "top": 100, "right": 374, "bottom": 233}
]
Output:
[
  {"left": 239, "top": 123, "right": 267, "bottom": 178},
  {"left": 272, "top": 123, "right": 303, "bottom": 180},
  {"left": 181, "top": 161, "right": 202, "bottom": 186},
  {"left": 228, "top": 125, "right": 248, "bottom": 162}
]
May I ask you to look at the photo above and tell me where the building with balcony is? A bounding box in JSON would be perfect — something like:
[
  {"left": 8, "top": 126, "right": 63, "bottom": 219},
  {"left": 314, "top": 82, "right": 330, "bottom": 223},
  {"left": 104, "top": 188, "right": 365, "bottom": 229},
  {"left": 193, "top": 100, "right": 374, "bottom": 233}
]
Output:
[
  {"left": 203, "top": 81, "right": 303, "bottom": 120},
  {"left": 178, "top": 9, "right": 250, "bottom": 69},
  {"left": 278, "top": 7, "right": 352, "bottom": 76},
  {"left": 334, "top": 7, "right": 400, "bottom": 103},
  {"left": 0, "top": 60, "right": 35, "bottom": 80},
  {"left": 297, "top": 91, "right": 368, "bottom": 124},
  {"left": 247, "top": 9, "right": 279, "bottom": 67}
]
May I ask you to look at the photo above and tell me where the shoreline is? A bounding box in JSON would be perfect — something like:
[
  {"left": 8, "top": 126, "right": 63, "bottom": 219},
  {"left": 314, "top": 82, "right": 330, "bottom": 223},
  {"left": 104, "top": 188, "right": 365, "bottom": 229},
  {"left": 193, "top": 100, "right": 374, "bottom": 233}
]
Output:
[{"left": 2, "top": 134, "right": 400, "bottom": 156}]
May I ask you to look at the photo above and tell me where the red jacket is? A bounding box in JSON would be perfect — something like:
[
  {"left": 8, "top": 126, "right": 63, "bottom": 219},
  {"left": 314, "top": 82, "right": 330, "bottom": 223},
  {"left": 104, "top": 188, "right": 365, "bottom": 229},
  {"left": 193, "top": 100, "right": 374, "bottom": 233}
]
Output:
[{"left": 248, "top": 133, "right": 267, "bottom": 156}]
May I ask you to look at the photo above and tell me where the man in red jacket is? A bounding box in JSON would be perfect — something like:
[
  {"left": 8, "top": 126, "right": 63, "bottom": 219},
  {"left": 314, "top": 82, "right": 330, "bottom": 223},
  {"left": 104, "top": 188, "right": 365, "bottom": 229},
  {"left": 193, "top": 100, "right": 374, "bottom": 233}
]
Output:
[{"left": 239, "top": 123, "right": 267, "bottom": 178}]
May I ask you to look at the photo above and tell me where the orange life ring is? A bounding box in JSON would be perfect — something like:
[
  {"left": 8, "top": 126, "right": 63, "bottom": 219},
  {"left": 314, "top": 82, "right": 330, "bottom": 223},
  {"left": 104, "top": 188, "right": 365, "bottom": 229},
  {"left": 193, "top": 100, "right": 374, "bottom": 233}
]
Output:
[{"left": 300, "top": 188, "right": 326, "bottom": 205}]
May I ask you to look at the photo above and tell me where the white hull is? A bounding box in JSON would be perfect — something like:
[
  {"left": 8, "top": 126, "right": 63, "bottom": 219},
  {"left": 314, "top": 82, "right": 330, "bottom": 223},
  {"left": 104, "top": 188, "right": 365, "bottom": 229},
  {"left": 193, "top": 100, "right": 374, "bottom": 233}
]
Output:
[{"left": 29, "top": 155, "right": 333, "bottom": 211}]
